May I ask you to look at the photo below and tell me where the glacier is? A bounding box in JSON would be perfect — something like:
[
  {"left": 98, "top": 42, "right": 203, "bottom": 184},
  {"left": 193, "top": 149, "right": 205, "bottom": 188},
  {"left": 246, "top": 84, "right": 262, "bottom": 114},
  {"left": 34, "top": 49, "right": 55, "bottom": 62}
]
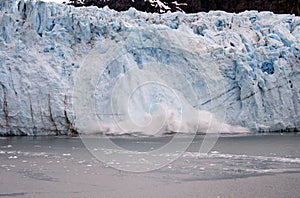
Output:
[{"left": 0, "top": 0, "right": 299, "bottom": 135}]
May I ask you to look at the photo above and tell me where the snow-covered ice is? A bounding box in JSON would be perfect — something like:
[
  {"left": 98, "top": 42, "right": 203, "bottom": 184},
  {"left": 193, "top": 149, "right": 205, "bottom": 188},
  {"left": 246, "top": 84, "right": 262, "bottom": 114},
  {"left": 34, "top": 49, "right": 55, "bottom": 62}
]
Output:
[{"left": 0, "top": 0, "right": 299, "bottom": 135}]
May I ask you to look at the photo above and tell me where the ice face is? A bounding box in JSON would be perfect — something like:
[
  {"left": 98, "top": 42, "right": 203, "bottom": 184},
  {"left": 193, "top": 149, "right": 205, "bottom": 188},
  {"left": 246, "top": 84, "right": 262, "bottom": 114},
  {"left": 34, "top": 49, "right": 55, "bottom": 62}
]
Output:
[{"left": 0, "top": 0, "right": 299, "bottom": 135}]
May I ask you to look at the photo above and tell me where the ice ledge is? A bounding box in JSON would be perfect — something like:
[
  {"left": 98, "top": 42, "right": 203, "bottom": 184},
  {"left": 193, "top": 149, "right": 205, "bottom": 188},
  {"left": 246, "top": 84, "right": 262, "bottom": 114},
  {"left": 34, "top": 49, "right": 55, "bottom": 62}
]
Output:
[{"left": 0, "top": 0, "right": 299, "bottom": 135}]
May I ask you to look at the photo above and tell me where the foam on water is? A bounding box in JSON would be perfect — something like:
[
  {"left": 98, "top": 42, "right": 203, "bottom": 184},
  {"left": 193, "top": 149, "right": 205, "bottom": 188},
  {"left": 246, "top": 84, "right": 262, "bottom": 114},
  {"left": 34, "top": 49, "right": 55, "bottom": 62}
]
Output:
[{"left": 183, "top": 152, "right": 300, "bottom": 163}]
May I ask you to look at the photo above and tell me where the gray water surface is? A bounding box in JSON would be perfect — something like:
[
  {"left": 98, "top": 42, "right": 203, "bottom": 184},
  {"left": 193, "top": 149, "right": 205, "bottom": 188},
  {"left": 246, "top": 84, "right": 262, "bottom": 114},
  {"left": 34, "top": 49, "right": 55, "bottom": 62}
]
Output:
[{"left": 0, "top": 133, "right": 299, "bottom": 197}]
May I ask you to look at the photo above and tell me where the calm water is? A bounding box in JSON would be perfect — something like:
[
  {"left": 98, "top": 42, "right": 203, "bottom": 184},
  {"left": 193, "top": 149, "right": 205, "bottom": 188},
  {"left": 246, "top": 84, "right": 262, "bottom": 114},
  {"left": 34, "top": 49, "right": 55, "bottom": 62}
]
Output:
[{"left": 0, "top": 133, "right": 299, "bottom": 197}]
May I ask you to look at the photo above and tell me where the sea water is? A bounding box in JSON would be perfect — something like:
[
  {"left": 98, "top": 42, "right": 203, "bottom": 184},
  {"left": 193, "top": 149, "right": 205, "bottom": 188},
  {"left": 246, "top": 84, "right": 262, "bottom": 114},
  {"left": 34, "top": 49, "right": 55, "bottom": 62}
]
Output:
[
  {"left": 0, "top": 133, "right": 299, "bottom": 196},
  {"left": 1, "top": 133, "right": 299, "bottom": 176}
]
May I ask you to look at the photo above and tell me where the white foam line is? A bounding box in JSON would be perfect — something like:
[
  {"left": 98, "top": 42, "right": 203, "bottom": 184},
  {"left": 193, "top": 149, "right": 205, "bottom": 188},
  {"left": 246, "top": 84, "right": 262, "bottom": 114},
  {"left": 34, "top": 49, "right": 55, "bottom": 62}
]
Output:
[
  {"left": 244, "top": 168, "right": 300, "bottom": 174},
  {"left": 183, "top": 152, "right": 300, "bottom": 163}
]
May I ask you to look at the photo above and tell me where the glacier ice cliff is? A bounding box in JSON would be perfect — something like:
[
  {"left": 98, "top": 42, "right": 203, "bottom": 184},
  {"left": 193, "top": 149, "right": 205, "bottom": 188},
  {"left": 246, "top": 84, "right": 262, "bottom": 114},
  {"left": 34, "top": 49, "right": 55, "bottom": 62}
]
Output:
[{"left": 0, "top": 0, "right": 299, "bottom": 135}]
